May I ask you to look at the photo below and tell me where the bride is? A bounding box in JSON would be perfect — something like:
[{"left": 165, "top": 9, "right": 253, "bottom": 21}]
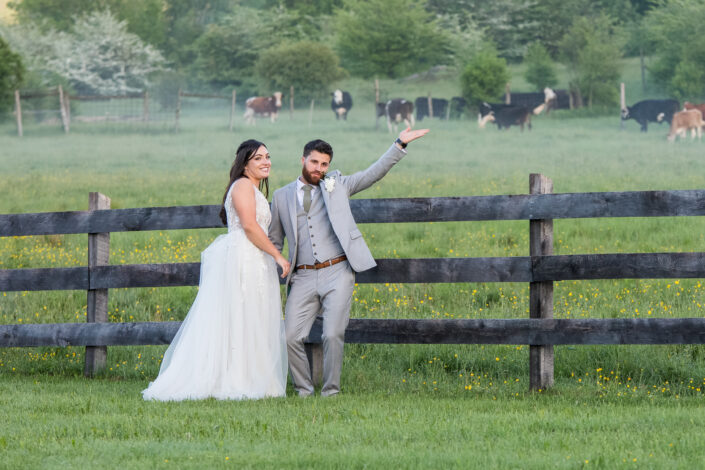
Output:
[{"left": 143, "top": 139, "right": 291, "bottom": 401}]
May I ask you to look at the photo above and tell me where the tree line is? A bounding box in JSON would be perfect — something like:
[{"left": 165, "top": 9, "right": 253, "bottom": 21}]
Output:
[{"left": 1, "top": 0, "right": 704, "bottom": 115}]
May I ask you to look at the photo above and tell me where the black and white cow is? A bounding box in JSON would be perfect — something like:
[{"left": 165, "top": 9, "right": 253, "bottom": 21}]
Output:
[
  {"left": 449, "top": 96, "right": 467, "bottom": 119},
  {"left": 376, "top": 98, "right": 415, "bottom": 133},
  {"left": 331, "top": 89, "right": 353, "bottom": 120},
  {"left": 414, "top": 97, "right": 449, "bottom": 121},
  {"left": 621, "top": 99, "right": 680, "bottom": 132},
  {"left": 478, "top": 102, "right": 540, "bottom": 131}
]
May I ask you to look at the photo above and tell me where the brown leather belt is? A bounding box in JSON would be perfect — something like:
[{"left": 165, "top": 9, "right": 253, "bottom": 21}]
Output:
[{"left": 296, "top": 255, "right": 347, "bottom": 271}]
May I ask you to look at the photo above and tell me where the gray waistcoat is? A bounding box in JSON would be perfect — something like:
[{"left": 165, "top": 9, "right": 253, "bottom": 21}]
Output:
[{"left": 296, "top": 194, "right": 344, "bottom": 265}]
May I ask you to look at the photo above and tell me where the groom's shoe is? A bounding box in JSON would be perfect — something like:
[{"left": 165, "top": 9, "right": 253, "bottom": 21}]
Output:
[{"left": 297, "top": 391, "right": 313, "bottom": 398}]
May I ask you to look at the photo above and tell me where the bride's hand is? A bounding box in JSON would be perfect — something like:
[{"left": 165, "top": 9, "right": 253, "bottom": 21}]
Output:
[{"left": 276, "top": 255, "right": 291, "bottom": 278}]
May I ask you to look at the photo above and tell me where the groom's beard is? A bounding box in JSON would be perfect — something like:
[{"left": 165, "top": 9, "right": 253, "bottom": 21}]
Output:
[{"left": 301, "top": 167, "right": 325, "bottom": 185}]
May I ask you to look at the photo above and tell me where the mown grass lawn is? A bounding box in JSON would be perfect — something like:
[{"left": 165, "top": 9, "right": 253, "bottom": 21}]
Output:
[{"left": 3, "top": 61, "right": 705, "bottom": 467}]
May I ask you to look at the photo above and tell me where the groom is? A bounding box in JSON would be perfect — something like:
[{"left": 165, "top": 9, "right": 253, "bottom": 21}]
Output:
[{"left": 269, "top": 127, "right": 429, "bottom": 397}]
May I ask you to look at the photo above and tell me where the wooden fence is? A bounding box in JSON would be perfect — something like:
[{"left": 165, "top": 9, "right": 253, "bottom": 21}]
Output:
[{"left": 3, "top": 174, "right": 705, "bottom": 390}]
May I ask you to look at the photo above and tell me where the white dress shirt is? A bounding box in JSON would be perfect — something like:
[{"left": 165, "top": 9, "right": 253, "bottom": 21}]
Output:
[{"left": 296, "top": 177, "right": 319, "bottom": 207}]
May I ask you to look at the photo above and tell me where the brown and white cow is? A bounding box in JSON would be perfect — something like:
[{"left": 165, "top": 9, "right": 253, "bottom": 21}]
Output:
[
  {"left": 667, "top": 109, "right": 703, "bottom": 142},
  {"left": 243, "top": 91, "right": 283, "bottom": 125},
  {"left": 376, "top": 98, "right": 415, "bottom": 134},
  {"left": 684, "top": 101, "right": 705, "bottom": 121}
]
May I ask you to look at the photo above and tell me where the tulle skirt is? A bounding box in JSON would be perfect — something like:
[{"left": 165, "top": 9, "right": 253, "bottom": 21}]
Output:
[{"left": 142, "top": 231, "right": 287, "bottom": 401}]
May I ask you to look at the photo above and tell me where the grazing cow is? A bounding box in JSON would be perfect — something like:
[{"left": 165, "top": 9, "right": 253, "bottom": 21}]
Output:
[
  {"left": 684, "top": 101, "right": 705, "bottom": 120},
  {"left": 507, "top": 91, "right": 550, "bottom": 115},
  {"left": 667, "top": 109, "right": 703, "bottom": 142},
  {"left": 449, "top": 96, "right": 467, "bottom": 119},
  {"left": 478, "top": 102, "right": 539, "bottom": 131},
  {"left": 331, "top": 89, "right": 353, "bottom": 120},
  {"left": 243, "top": 91, "right": 283, "bottom": 125},
  {"left": 621, "top": 99, "right": 679, "bottom": 132},
  {"left": 414, "top": 97, "right": 449, "bottom": 121},
  {"left": 376, "top": 98, "right": 415, "bottom": 133}
]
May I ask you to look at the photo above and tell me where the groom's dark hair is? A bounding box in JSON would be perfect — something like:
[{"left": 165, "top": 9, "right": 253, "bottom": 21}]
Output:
[{"left": 303, "top": 139, "right": 333, "bottom": 161}]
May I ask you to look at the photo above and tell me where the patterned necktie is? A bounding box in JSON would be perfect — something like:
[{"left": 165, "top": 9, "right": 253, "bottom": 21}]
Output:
[{"left": 302, "top": 185, "right": 312, "bottom": 212}]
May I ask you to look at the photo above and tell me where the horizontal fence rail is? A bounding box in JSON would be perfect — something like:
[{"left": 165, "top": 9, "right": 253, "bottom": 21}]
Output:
[
  {"left": 4, "top": 189, "right": 705, "bottom": 237},
  {"left": 4, "top": 252, "right": 705, "bottom": 292},
  {"left": 4, "top": 318, "right": 705, "bottom": 348},
  {"left": 3, "top": 179, "right": 705, "bottom": 389}
]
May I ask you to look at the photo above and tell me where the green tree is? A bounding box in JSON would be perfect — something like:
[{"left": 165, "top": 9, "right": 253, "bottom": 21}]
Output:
[
  {"left": 192, "top": 7, "right": 304, "bottom": 94},
  {"left": 335, "top": 0, "right": 449, "bottom": 78},
  {"left": 558, "top": 15, "right": 623, "bottom": 108},
  {"left": 8, "top": 0, "right": 166, "bottom": 48},
  {"left": 523, "top": 42, "right": 557, "bottom": 91},
  {"left": 460, "top": 47, "right": 510, "bottom": 106},
  {"left": 644, "top": 0, "right": 705, "bottom": 101},
  {"left": 0, "top": 36, "right": 24, "bottom": 114},
  {"left": 255, "top": 41, "right": 346, "bottom": 102}
]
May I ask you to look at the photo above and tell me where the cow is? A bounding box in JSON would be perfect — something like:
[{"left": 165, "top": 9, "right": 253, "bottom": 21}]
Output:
[
  {"left": 684, "top": 101, "right": 705, "bottom": 120},
  {"left": 667, "top": 109, "right": 703, "bottom": 142},
  {"left": 331, "top": 89, "right": 353, "bottom": 120},
  {"left": 376, "top": 98, "right": 415, "bottom": 133},
  {"left": 243, "top": 91, "right": 283, "bottom": 125},
  {"left": 449, "top": 96, "right": 467, "bottom": 119},
  {"left": 478, "top": 102, "right": 542, "bottom": 131},
  {"left": 621, "top": 99, "right": 679, "bottom": 132},
  {"left": 414, "top": 97, "right": 449, "bottom": 121}
]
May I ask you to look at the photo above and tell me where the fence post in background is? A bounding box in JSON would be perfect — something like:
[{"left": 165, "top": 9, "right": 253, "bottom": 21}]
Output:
[
  {"left": 85, "top": 192, "right": 111, "bottom": 377},
  {"left": 64, "top": 92, "right": 71, "bottom": 125},
  {"left": 306, "top": 343, "right": 323, "bottom": 387},
  {"left": 58, "top": 85, "right": 70, "bottom": 134},
  {"left": 529, "top": 173, "right": 554, "bottom": 390},
  {"left": 14, "top": 90, "right": 22, "bottom": 137},
  {"left": 505, "top": 83, "right": 511, "bottom": 105},
  {"left": 620, "top": 83, "right": 626, "bottom": 130},
  {"left": 290, "top": 86, "right": 294, "bottom": 120},
  {"left": 143, "top": 91, "right": 150, "bottom": 122},
  {"left": 374, "top": 78, "right": 380, "bottom": 130},
  {"left": 229, "top": 89, "right": 236, "bottom": 132},
  {"left": 175, "top": 88, "right": 182, "bottom": 132},
  {"left": 309, "top": 99, "right": 314, "bottom": 127},
  {"left": 427, "top": 92, "right": 434, "bottom": 119}
]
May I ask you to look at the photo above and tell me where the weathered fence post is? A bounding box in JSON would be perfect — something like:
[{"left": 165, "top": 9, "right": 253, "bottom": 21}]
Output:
[
  {"left": 85, "top": 192, "right": 111, "bottom": 377},
  {"left": 305, "top": 343, "right": 323, "bottom": 387},
  {"left": 175, "top": 88, "right": 182, "bottom": 132},
  {"left": 375, "top": 78, "right": 380, "bottom": 130},
  {"left": 143, "top": 91, "right": 150, "bottom": 122},
  {"left": 58, "top": 85, "right": 70, "bottom": 134},
  {"left": 620, "top": 83, "right": 626, "bottom": 130},
  {"left": 229, "top": 89, "right": 236, "bottom": 132},
  {"left": 529, "top": 173, "right": 554, "bottom": 390},
  {"left": 14, "top": 90, "right": 22, "bottom": 137},
  {"left": 427, "top": 92, "right": 434, "bottom": 119},
  {"left": 505, "top": 83, "right": 511, "bottom": 105},
  {"left": 309, "top": 99, "right": 314, "bottom": 127},
  {"left": 290, "top": 86, "right": 295, "bottom": 120}
]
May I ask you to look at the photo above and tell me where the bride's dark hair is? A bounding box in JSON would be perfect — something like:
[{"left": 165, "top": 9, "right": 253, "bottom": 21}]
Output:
[{"left": 220, "top": 139, "right": 269, "bottom": 225}]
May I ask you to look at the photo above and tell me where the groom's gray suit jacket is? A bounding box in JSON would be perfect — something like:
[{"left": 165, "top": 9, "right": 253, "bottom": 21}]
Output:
[{"left": 269, "top": 143, "right": 406, "bottom": 285}]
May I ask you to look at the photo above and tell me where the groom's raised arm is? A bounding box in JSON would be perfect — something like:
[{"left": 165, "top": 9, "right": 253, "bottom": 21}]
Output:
[{"left": 343, "top": 127, "right": 429, "bottom": 196}]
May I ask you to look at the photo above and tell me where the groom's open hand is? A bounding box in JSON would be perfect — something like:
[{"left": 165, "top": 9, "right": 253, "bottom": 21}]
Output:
[{"left": 398, "top": 127, "right": 430, "bottom": 146}]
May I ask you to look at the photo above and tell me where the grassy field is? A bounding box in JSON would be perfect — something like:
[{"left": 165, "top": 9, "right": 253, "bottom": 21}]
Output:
[{"left": 3, "top": 61, "right": 705, "bottom": 468}]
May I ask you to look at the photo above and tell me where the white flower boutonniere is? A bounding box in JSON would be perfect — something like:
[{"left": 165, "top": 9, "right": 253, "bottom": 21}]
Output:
[{"left": 323, "top": 176, "right": 336, "bottom": 192}]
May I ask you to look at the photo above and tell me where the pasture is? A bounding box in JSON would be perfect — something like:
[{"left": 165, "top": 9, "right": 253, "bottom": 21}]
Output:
[{"left": 3, "top": 68, "right": 705, "bottom": 466}]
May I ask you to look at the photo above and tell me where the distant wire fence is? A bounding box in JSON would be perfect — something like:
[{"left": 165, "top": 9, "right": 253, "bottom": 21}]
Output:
[{"left": 5, "top": 86, "right": 238, "bottom": 136}]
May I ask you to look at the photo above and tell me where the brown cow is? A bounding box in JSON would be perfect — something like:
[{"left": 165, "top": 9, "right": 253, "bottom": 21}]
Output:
[
  {"left": 667, "top": 109, "right": 703, "bottom": 142},
  {"left": 684, "top": 102, "right": 705, "bottom": 129},
  {"left": 244, "top": 92, "right": 283, "bottom": 125}
]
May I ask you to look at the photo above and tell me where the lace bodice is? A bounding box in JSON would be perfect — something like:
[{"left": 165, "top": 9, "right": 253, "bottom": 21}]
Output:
[{"left": 224, "top": 182, "right": 271, "bottom": 233}]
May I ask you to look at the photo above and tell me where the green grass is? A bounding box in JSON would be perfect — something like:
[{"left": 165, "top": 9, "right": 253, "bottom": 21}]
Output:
[{"left": 3, "top": 60, "right": 705, "bottom": 467}]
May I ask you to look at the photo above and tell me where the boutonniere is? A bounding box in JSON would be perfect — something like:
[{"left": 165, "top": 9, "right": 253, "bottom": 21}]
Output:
[{"left": 323, "top": 176, "right": 336, "bottom": 192}]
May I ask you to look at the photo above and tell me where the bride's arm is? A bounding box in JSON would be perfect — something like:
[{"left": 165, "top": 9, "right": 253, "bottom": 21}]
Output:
[{"left": 231, "top": 179, "right": 290, "bottom": 278}]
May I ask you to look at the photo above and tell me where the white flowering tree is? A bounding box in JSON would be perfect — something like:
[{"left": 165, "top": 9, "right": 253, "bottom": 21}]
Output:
[{"left": 1, "top": 10, "right": 165, "bottom": 95}]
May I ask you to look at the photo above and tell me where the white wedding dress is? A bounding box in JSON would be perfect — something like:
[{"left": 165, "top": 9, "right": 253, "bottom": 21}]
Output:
[{"left": 142, "top": 183, "right": 287, "bottom": 401}]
